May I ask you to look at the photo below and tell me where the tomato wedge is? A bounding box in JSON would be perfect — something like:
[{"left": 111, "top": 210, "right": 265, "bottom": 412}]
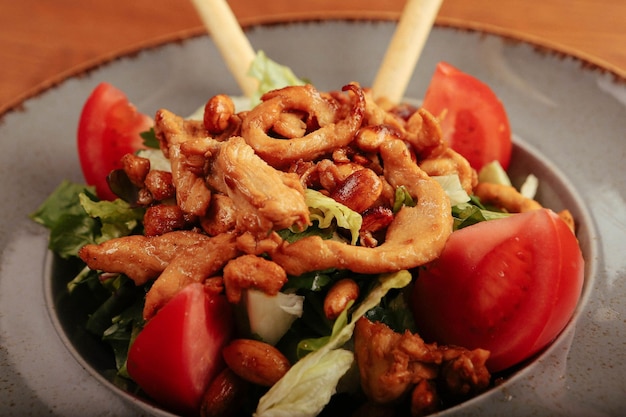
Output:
[
  {"left": 411, "top": 209, "right": 584, "bottom": 373},
  {"left": 422, "top": 62, "right": 512, "bottom": 171},
  {"left": 77, "top": 82, "right": 152, "bottom": 200},
  {"left": 127, "top": 284, "right": 234, "bottom": 415}
]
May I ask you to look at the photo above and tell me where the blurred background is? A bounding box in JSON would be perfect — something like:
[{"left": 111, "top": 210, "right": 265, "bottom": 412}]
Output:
[{"left": 1, "top": 0, "right": 625, "bottom": 114}]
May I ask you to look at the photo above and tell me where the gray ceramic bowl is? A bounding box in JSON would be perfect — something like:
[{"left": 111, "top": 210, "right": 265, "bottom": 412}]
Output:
[{"left": 1, "top": 21, "right": 624, "bottom": 416}]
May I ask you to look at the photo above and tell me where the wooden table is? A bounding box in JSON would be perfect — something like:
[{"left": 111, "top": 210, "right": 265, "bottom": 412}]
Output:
[{"left": 1, "top": 0, "right": 625, "bottom": 115}]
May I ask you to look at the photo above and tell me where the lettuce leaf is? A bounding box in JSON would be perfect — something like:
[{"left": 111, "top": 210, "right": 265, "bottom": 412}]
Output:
[
  {"left": 30, "top": 180, "right": 144, "bottom": 258},
  {"left": 78, "top": 193, "right": 144, "bottom": 243},
  {"left": 304, "top": 189, "right": 362, "bottom": 245},
  {"left": 433, "top": 174, "right": 471, "bottom": 206},
  {"left": 255, "top": 270, "right": 412, "bottom": 417},
  {"left": 392, "top": 185, "right": 416, "bottom": 213},
  {"left": 248, "top": 50, "right": 307, "bottom": 105},
  {"left": 30, "top": 181, "right": 100, "bottom": 258},
  {"left": 452, "top": 201, "right": 510, "bottom": 230}
]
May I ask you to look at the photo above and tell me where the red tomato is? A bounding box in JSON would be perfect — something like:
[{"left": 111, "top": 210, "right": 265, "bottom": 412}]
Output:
[
  {"left": 422, "top": 62, "right": 512, "bottom": 171},
  {"left": 411, "top": 209, "right": 584, "bottom": 373},
  {"left": 127, "top": 283, "right": 234, "bottom": 415},
  {"left": 77, "top": 82, "right": 152, "bottom": 200}
]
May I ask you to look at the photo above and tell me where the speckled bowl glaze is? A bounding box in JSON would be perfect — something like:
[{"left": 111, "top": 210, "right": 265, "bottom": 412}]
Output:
[{"left": 1, "top": 21, "right": 624, "bottom": 416}]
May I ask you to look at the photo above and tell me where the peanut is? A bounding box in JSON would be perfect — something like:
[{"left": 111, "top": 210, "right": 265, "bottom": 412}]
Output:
[
  {"left": 120, "top": 153, "right": 150, "bottom": 187},
  {"left": 200, "top": 368, "right": 247, "bottom": 417},
  {"left": 324, "top": 278, "right": 360, "bottom": 320},
  {"left": 330, "top": 168, "right": 383, "bottom": 213},
  {"left": 222, "top": 339, "right": 291, "bottom": 387},
  {"left": 144, "top": 170, "right": 175, "bottom": 201},
  {"left": 204, "top": 94, "right": 235, "bottom": 134}
]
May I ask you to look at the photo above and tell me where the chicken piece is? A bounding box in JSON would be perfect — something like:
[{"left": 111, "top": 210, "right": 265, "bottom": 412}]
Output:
[
  {"left": 154, "top": 108, "right": 212, "bottom": 216},
  {"left": 474, "top": 182, "right": 542, "bottom": 213},
  {"left": 209, "top": 136, "right": 310, "bottom": 234},
  {"left": 270, "top": 138, "right": 452, "bottom": 275},
  {"left": 353, "top": 318, "right": 442, "bottom": 404},
  {"left": 354, "top": 318, "right": 491, "bottom": 415},
  {"left": 143, "top": 232, "right": 240, "bottom": 319},
  {"left": 222, "top": 254, "right": 287, "bottom": 304},
  {"left": 410, "top": 379, "right": 439, "bottom": 417},
  {"left": 439, "top": 346, "right": 491, "bottom": 398},
  {"left": 241, "top": 83, "right": 365, "bottom": 168},
  {"left": 200, "top": 193, "right": 238, "bottom": 236},
  {"left": 404, "top": 108, "right": 446, "bottom": 159},
  {"left": 78, "top": 231, "right": 212, "bottom": 286},
  {"left": 419, "top": 147, "right": 477, "bottom": 195},
  {"left": 235, "top": 231, "right": 283, "bottom": 256}
]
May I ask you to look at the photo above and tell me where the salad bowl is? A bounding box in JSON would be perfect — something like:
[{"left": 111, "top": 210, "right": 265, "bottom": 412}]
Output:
[{"left": 0, "top": 19, "right": 624, "bottom": 416}]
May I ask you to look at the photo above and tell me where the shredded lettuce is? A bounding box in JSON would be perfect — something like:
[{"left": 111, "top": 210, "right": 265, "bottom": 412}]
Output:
[
  {"left": 248, "top": 50, "right": 307, "bottom": 106},
  {"left": 520, "top": 173, "right": 539, "bottom": 199},
  {"left": 433, "top": 174, "right": 471, "bottom": 206},
  {"left": 304, "top": 189, "right": 362, "bottom": 245},
  {"left": 255, "top": 270, "right": 412, "bottom": 417},
  {"left": 452, "top": 201, "right": 511, "bottom": 230},
  {"left": 478, "top": 160, "right": 512, "bottom": 186},
  {"left": 245, "top": 289, "right": 304, "bottom": 346},
  {"left": 392, "top": 185, "right": 416, "bottom": 213}
]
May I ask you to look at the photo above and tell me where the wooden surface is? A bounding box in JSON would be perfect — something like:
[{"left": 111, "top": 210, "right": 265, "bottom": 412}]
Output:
[{"left": 1, "top": 0, "right": 625, "bottom": 115}]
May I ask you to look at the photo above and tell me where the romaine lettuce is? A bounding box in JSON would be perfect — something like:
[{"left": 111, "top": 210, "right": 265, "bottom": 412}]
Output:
[{"left": 255, "top": 270, "right": 412, "bottom": 417}]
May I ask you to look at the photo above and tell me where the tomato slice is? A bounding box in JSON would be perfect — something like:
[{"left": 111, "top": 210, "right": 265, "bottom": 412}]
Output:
[
  {"left": 422, "top": 62, "right": 512, "bottom": 171},
  {"left": 411, "top": 209, "right": 584, "bottom": 373},
  {"left": 127, "top": 283, "right": 234, "bottom": 415},
  {"left": 77, "top": 82, "right": 152, "bottom": 200}
]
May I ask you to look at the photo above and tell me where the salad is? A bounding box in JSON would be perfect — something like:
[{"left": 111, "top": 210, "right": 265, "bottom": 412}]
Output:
[{"left": 31, "top": 53, "right": 584, "bottom": 417}]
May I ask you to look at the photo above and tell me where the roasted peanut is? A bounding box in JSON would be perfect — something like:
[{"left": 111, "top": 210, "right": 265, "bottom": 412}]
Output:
[
  {"left": 324, "top": 278, "right": 360, "bottom": 320},
  {"left": 121, "top": 153, "right": 150, "bottom": 187},
  {"left": 142, "top": 204, "right": 187, "bottom": 237},
  {"left": 330, "top": 168, "right": 383, "bottom": 213},
  {"left": 200, "top": 368, "right": 247, "bottom": 417},
  {"left": 144, "top": 170, "right": 175, "bottom": 201},
  {"left": 359, "top": 206, "right": 395, "bottom": 248},
  {"left": 222, "top": 339, "right": 291, "bottom": 387},
  {"left": 204, "top": 94, "right": 235, "bottom": 134}
]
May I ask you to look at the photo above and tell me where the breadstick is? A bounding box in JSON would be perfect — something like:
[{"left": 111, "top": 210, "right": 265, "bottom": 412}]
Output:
[
  {"left": 372, "top": 0, "right": 443, "bottom": 103},
  {"left": 190, "top": 0, "right": 258, "bottom": 97}
]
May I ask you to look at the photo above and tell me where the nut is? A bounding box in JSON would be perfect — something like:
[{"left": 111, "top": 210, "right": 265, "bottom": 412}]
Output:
[
  {"left": 324, "top": 278, "right": 360, "bottom": 320},
  {"left": 222, "top": 339, "right": 291, "bottom": 387},
  {"left": 200, "top": 368, "right": 247, "bottom": 417},
  {"left": 330, "top": 168, "right": 383, "bottom": 213},
  {"left": 204, "top": 94, "right": 235, "bottom": 134}
]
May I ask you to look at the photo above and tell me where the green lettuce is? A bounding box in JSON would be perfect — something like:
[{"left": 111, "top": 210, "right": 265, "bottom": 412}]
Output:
[
  {"left": 255, "top": 270, "right": 412, "bottom": 417},
  {"left": 433, "top": 174, "right": 471, "bottom": 206},
  {"left": 452, "top": 200, "right": 510, "bottom": 230},
  {"left": 30, "top": 180, "right": 144, "bottom": 258},
  {"left": 305, "top": 189, "right": 362, "bottom": 245},
  {"left": 78, "top": 193, "right": 144, "bottom": 243},
  {"left": 248, "top": 50, "right": 307, "bottom": 105}
]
